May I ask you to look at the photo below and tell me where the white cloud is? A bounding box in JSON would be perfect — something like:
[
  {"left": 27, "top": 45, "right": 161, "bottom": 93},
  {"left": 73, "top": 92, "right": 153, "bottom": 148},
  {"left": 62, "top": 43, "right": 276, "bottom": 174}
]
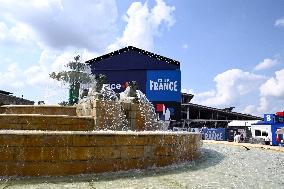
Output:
[
  {"left": 198, "top": 68, "right": 284, "bottom": 115},
  {"left": 242, "top": 105, "right": 256, "bottom": 115},
  {"left": 0, "top": 0, "right": 120, "bottom": 103},
  {"left": 275, "top": 18, "right": 284, "bottom": 27},
  {"left": 260, "top": 69, "right": 284, "bottom": 98},
  {"left": 194, "top": 69, "right": 266, "bottom": 108},
  {"left": 0, "top": 22, "right": 35, "bottom": 47},
  {"left": 0, "top": 0, "right": 118, "bottom": 51},
  {"left": 254, "top": 58, "right": 279, "bottom": 71},
  {"left": 0, "top": 0, "right": 177, "bottom": 104},
  {"left": 108, "top": 0, "right": 175, "bottom": 51},
  {"left": 0, "top": 47, "right": 97, "bottom": 104}
]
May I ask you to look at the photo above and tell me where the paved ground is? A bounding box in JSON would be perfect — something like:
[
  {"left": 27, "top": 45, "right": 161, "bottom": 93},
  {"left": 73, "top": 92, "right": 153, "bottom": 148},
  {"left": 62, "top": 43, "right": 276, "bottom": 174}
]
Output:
[{"left": 203, "top": 140, "right": 284, "bottom": 152}]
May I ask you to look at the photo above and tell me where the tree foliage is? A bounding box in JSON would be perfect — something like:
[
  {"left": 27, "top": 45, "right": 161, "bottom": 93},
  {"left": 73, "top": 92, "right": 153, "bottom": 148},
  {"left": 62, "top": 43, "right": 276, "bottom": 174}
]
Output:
[{"left": 49, "top": 55, "right": 95, "bottom": 105}]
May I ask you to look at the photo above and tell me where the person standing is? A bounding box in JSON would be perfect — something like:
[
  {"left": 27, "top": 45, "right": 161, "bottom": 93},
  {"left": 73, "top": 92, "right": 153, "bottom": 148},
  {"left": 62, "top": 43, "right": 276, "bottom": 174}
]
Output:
[
  {"left": 234, "top": 133, "right": 241, "bottom": 143},
  {"left": 264, "top": 135, "right": 270, "bottom": 145}
]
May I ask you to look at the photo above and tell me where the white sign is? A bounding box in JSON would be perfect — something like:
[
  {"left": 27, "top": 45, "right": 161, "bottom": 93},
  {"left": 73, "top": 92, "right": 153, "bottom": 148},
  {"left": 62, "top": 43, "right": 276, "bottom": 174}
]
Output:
[{"left": 149, "top": 79, "right": 178, "bottom": 91}]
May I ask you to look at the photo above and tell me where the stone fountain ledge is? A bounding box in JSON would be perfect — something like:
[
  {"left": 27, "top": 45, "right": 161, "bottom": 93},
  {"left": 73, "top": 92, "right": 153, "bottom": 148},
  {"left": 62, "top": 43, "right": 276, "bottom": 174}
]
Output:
[
  {"left": 203, "top": 140, "right": 284, "bottom": 153},
  {"left": 0, "top": 129, "right": 199, "bottom": 136},
  {"left": 0, "top": 114, "right": 91, "bottom": 118},
  {"left": 0, "top": 105, "right": 75, "bottom": 107},
  {"left": 0, "top": 130, "right": 202, "bottom": 176},
  {"left": 0, "top": 105, "right": 76, "bottom": 116}
]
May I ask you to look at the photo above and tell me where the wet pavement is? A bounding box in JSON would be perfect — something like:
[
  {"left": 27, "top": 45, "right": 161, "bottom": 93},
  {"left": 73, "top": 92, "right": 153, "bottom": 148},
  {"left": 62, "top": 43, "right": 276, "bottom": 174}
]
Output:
[{"left": 1, "top": 143, "right": 283, "bottom": 189}]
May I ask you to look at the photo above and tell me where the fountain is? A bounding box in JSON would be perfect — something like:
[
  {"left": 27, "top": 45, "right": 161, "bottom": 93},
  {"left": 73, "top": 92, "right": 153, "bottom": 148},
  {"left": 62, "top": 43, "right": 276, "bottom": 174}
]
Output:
[{"left": 0, "top": 84, "right": 202, "bottom": 176}]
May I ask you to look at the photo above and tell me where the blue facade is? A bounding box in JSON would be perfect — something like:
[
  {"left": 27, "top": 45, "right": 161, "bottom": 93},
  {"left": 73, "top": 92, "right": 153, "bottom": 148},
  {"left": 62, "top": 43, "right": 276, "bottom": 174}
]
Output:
[
  {"left": 92, "top": 70, "right": 147, "bottom": 93},
  {"left": 257, "top": 114, "right": 284, "bottom": 146},
  {"left": 87, "top": 46, "right": 181, "bottom": 121},
  {"left": 146, "top": 70, "right": 181, "bottom": 102}
]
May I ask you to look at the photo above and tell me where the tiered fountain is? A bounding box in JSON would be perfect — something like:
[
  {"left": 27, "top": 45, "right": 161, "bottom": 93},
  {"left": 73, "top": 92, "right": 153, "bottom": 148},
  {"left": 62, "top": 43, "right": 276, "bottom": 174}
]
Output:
[{"left": 0, "top": 84, "right": 202, "bottom": 176}]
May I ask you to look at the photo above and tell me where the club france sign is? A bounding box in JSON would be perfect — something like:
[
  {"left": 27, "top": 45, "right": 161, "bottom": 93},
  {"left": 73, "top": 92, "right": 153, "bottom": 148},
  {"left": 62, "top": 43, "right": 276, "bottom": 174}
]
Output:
[{"left": 146, "top": 70, "right": 181, "bottom": 102}]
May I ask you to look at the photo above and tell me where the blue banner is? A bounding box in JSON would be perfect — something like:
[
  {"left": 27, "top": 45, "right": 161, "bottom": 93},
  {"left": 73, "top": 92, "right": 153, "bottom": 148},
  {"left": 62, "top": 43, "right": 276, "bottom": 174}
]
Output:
[
  {"left": 146, "top": 70, "right": 181, "bottom": 102},
  {"left": 203, "top": 128, "right": 226, "bottom": 141}
]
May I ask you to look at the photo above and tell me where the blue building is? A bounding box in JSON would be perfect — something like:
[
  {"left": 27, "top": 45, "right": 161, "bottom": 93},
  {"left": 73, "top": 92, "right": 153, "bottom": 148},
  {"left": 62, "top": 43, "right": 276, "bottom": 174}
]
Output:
[
  {"left": 86, "top": 46, "right": 181, "bottom": 121},
  {"left": 252, "top": 114, "right": 284, "bottom": 146}
]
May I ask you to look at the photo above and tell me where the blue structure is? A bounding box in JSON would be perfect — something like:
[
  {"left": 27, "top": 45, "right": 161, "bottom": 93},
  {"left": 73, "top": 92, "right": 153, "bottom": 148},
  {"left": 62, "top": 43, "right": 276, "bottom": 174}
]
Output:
[
  {"left": 86, "top": 46, "right": 181, "bottom": 121},
  {"left": 253, "top": 114, "right": 284, "bottom": 146}
]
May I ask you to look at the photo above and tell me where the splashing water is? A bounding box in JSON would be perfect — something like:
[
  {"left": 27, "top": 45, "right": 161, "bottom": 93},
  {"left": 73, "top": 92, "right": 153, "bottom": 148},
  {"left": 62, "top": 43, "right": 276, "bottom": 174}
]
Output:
[{"left": 77, "top": 85, "right": 167, "bottom": 131}]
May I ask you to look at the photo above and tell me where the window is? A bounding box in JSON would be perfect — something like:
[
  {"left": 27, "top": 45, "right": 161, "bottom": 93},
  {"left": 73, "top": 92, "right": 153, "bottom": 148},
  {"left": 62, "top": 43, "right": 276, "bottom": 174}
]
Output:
[
  {"left": 255, "top": 130, "right": 261, "bottom": 136},
  {"left": 262, "top": 131, "right": 268, "bottom": 136}
]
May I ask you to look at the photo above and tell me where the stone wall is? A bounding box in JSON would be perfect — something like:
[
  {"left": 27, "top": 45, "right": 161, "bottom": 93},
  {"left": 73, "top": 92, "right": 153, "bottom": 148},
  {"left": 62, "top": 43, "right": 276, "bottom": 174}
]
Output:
[
  {"left": 77, "top": 100, "right": 127, "bottom": 130},
  {"left": 0, "top": 105, "right": 77, "bottom": 116},
  {"left": 0, "top": 131, "right": 202, "bottom": 176},
  {"left": 0, "top": 114, "right": 95, "bottom": 131}
]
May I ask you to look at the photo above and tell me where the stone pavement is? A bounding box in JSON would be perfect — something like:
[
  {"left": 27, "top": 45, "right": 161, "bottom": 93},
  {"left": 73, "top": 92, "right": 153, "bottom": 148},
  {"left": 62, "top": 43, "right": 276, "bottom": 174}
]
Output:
[{"left": 203, "top": 140, "right": 284, "bottom": 152}]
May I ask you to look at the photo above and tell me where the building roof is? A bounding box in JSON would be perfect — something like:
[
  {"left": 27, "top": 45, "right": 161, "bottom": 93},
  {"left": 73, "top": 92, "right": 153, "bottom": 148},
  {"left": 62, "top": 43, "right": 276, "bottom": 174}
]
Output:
[
  {"left": 182, "top": 102, "right": 262, "bottom": 120},
  {"left": 86, "top": 46, "right": 180, "bottom": 70},
  {"left": 0, "top": 90, "right": 13, "bottom": 95},
  {"left": 0, "top": 90, "right": 34, "bottom": 105}
]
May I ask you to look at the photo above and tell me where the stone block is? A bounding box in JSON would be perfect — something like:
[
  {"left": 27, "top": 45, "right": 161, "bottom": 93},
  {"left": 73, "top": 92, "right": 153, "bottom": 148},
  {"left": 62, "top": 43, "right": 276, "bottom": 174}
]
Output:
[
  {"left": 93, "top": 136, "right": 116, "bottom": 146},
  {"left": 14, "top": 147, "right": 42, "bottom": 162},
  {"left": 58, "top": 147, "right": 72, "bottom": 161},
  {"left": 73, "top": 135, "right": 95, "bottom": 146},
  {"left": 0, "top": 135, "right": 25, "bottom": 147},
  {"left": 0, "top": 162, "right": 24, "bottom": 176},
  {"left": 93, "top": 159, "right": 120, "bottom": 173},
  {"left": 70, "top": 147, "right": 95, "bottom": 161},
  {"left": 24, "top": 135, "right": 72, "bottom": 147},
  {"left": 41, "top": 147, "right": 59, "bottom": 162},
  {"left": 119, "top": 159, "right": 145, "bottom": 170},
  {"left": 120, "top": 146, "right": 144, "bottom": 159},
  {"left": 94, "top": 146, "right": 120, "bottom": 159},
  {"left": 154, "top": 146, "right": 175, "bottom": 156},
  {"left": 0, "top": 147, "right": 14, "bottom": 161}
]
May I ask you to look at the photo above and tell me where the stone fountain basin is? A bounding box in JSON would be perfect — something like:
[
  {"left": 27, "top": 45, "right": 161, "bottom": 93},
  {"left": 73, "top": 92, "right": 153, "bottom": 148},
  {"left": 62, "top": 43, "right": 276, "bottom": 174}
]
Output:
[
  {"left": 0, "top": 105, "right": 77, "bottom": 116},
  {"left": 0, "top": 114, "right": 94, "bottom": 131},
  {"left": 0, "top": 130, "right": 202, "bottom": 176}
]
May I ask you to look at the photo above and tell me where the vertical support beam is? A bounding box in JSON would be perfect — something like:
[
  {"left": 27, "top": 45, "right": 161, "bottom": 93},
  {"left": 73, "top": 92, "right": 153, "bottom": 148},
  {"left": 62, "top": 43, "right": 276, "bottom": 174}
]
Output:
[{"left": 186, "top": 106, "right": 189, "bottom": 120}]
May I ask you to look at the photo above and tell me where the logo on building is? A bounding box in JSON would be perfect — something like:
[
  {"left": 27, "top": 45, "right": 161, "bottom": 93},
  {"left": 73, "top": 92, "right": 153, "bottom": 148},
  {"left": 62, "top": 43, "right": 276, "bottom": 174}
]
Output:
[
  {"left": 149, "top": 79, "right": 178, "bottom": 91},
  {"left": 146, "top": 70, "right": 181, "bottom": 102},
  {"left": 103, "top": 82, "right": 129, "bottom": 90}
]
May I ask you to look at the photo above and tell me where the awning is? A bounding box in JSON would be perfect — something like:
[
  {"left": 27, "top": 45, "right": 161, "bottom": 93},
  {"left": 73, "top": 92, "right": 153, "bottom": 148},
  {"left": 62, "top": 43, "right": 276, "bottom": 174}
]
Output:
[{"left": 276, "top": 128, "right": 284, "bottom": 134}]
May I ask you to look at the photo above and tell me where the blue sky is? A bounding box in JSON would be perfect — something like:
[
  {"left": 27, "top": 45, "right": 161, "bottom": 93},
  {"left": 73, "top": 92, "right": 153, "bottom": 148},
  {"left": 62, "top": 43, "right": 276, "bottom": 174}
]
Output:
[{"left": 0, "top": 0, "right": 283, "bottom": 116}]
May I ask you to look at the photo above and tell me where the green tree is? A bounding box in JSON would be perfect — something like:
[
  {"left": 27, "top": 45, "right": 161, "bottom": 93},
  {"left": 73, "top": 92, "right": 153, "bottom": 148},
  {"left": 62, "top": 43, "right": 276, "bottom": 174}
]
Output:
[{"left": 49, "top": 55, "right": 94, "bottom": 105}]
